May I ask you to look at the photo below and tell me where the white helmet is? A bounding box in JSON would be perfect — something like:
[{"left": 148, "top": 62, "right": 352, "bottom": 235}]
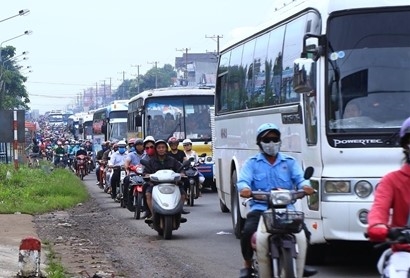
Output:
[
  {"left": 182, "top": 138, "right": 192, "bottom": 145},
  {"left": 117, "top": 140, "right": 127, "bottom": 147},
  {"left": 143, "top": 136, "right": 155, "bottom": 146}
]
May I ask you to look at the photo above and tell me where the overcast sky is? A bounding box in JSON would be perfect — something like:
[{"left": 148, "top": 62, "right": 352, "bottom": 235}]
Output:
[{"left": 0, "top": 1, "right": 277, "bottom": 113}]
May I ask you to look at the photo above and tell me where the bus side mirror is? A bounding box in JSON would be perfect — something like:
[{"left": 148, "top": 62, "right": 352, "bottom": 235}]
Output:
[{"left": 293, "top": 58, "right": 316, "bottom": 94}]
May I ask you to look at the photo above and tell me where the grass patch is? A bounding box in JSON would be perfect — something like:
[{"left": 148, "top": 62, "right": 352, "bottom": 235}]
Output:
[
  {"left": 0, "top": 163, "right": 90, "bottom": 277},
  {"left": 0, "top": 164, "right": 89, "bottom": 214},
  {"left": 43, "top": 241, "right": 68, "bottom": 278}
]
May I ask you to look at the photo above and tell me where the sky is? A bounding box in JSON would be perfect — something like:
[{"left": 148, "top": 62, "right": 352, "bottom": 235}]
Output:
[{"left": 0, "top": 0, "right": 278, "bottom": 114}]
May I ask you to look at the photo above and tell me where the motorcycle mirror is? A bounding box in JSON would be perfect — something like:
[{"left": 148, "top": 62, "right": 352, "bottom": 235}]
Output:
[
  {"left": 304, "top": 166, "right": 314, "bottom": 180},
  {"left": 189, "top": 157, "right": 195, "bottom": 162},
  {"left": 199, "top": 153, "right": 206, "bottom": 157}
]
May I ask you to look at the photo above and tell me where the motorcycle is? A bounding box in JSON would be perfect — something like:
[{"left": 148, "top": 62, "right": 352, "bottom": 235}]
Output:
[
  {"left": 141, "top": 159, "right": 189, "bottom": 240},
  {"left": 87, "top": 151, "right": 94, "bottom": 173},
  {"left": 243, "top": 167, "right": 315, "bottom": 278},
  {"left": 97, "top": 160, "right": 106, "bottom": 189},
  {"left": 111, "top": 165, "right": 127, "bottom": 207},
  {"left": 54, "top": 154, "right": 66, "bottom": 168},
  {"left": 365, "top": 227, "right": 410, "bottom": 277},
  {"left": 45, "top": 147, "right": 53, "bottom": 161},
  {"left": 76, "top": 154, "right": 87, "bottom": 180},
  {"left": 67, "top": 154, "right": 75, "bottom": 171},
  {"left": 184, "top": 157, "right": 202, "bottom": 207},
  {"left": 127, "top": 164, "right": 146, "bottom": 219}
]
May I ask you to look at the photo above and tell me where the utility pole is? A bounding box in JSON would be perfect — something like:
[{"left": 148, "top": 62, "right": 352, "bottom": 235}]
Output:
[
  {"left": 117, "top": 71, "right": 126, "bottom": 99},
  {"left": 176, "top": 47, "right": 191, "bottom": 82},
  {"left": 147, "top": 61, "right": 159, "bottom": 89},
  {"left": 131, "top": 64, "right": 142, "bottom": 94},
  {"left": 103, "top": 80, "right": 106, "bottom": 105},
  {"left": 205, "top": 34, "right": 223, "bottom": 57}
]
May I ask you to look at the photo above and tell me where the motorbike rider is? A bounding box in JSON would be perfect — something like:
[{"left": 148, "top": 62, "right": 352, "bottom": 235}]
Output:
[
  {"left": 167, "top": 137, "right": 186, "bottom": 163},
  {"left": 74, "top": 145, "right": 88, "bottom": 173},
  {"left": 53, "top": 141, "right": 67, "bottom": 166},
  {"left": 108, "top": 140, "right": 128, "bottom": 200},
  {"left": 237, "top": 123, "right": 316, "bottom": 278},
  {"left": 181, "top": 138, "right": 205, "bottom": 196},
  {"left": 28, "top": 137, "right": 41, "bottom": 166},
  {"left": 122, "top": 138, "right": 145, "bottom": 210},
  {"left": 95, "top": 141, "right": 110, "bottom": 186},
  {"left": 143, "top": 139, "right": 190, "bottom": 223},
  {"left": 141, "top": 136, "right": 156, "bottom": 162},
  {"left": 367, "top": 117, "right": 410, "bottom": 249}
]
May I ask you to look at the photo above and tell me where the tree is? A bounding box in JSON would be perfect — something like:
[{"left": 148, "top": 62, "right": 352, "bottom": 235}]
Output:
[{"left": 0, "top": 46, "right": 30, "bottom": 110}]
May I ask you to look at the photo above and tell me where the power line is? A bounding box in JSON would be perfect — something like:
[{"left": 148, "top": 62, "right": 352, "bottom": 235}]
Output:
[{"left": 26, "top": 81, "right": 93, "bottom": 86}]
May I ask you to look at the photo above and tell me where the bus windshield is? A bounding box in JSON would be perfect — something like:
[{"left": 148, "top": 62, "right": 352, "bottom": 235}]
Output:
[
  {"left": 145, "top": 95, "right": 213, "bottom": 141},
  {"left": 327, "top": 9, "right": 410, "bottom": 132}
]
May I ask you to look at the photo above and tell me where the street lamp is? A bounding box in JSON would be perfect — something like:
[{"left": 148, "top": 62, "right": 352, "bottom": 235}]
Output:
[
  {"left": 0, "top": 9, "right": 30, "bottom": 24},
  {"left": 2, "top": 51, "right": 29, "bottom": 65},
  {"left": 0, "top": 30, "right": 33, "bottom": 62}
]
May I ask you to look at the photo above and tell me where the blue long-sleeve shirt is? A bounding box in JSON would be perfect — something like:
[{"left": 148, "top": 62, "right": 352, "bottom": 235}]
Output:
[{"left": 237, "top": 152, "right": 310, "bottom": 212}]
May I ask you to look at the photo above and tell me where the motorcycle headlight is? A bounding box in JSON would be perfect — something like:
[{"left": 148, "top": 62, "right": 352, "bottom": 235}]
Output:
[
  {"left": 270, "top": 191, "right": 292, "bottom": 206},
  {"left": 354, "top": 180, "right": 372, "bottom": 198},
  {"left": 189, "top": 179, "right": 195, "bottom": 185}
]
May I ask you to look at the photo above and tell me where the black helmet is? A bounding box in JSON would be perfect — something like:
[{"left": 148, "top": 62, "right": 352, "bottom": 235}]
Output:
[{"left": 154, "top": 139, "right": 168, "bottom": 148}]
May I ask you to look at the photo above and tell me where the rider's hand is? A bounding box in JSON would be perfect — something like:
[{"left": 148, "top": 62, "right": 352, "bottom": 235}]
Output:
[
  {"left": 240, "top": 188, "right": 251, "bottom": 198},
  {"left": 367, "top": 224, "right": 388, "bottom": 242},
  {"left": 302, "top": 186, "right": 315, "bottom": 195}
]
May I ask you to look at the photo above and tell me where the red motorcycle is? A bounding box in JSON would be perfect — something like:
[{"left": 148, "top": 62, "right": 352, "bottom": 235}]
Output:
[
  {"left": 97, "top": 160, "right": 106, "bottom": 189},
  {"left": 76, "top": 155, "right": 87, "bottom": 180},
  {"left": 128, "top": 164, "right": 146, "bottom": 219}
]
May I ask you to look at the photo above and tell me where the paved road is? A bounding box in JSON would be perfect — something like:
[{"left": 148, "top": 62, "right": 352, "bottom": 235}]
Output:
[{"left": 83, "top": 174, "right": 380, "bottom": 277}]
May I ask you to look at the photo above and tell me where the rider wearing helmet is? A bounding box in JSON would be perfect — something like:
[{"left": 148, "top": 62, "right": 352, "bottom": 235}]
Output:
[
  {"left": 108, "top": 140, "right": 128, "bottom": 200},
  {"left": 182, "top": 138, "right": 198, "bottom": 163},
  {"left": 167, "top": 137, "right": 186, "bottom": 163},
  {"left": 367, "top": 117, "right": 410, "bottom": 249},
  {"left": 53, "top": 141, "right": 67, "bottom": 166},
  {"left": 237, "top": 123, "right": 315, "bottom": 278},
  {"left": 142, "top": 136, "right": 156, "bottom": 160},
  {"left": 143, "top": 139, "right": 190, "bottom": 222}
]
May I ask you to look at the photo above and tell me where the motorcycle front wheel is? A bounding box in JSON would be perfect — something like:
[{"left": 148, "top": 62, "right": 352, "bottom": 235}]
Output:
[
  {"left": 134, "top": 192, "right": 143, "bottom": 219},
  {"left": 278, "top": 247, "right": 297, "bottom": 278},
  {"left": 163, "top": 215, "right": 173, "bottom": 240},
  {"left": 189, "top": 183, "right": 195, "bottom": 207}
]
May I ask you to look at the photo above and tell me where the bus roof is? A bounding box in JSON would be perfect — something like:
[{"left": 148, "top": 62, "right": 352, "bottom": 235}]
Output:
[
  {"left": 221, "top": 0, "right": 410, "bottom": 52},
  {"left": 128, "top": 86, "right": 215, "bottom": 103}
]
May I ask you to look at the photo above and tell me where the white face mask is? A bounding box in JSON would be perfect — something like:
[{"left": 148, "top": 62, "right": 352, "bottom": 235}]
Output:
[{"left": 260, "top": 141, "right": 281, "bottom": 156}]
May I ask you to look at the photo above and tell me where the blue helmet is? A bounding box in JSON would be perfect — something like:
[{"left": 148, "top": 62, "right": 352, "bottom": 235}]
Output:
[{"left": 256, "top": 123, "right": 280, "bottom": 142}]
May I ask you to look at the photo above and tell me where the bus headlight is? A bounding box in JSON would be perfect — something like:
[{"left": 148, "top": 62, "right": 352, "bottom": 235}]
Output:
[
  {"left": 354, "top": 180, "right": 372, "bottom": 198},
  {"left": 324, "top": 181, "right": 350, "bottom": 193}
]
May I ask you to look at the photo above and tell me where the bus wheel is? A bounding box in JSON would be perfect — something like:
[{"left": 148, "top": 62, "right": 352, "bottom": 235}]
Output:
[{"left": 231, "top": 170, "right": 244, "bottom": 239}]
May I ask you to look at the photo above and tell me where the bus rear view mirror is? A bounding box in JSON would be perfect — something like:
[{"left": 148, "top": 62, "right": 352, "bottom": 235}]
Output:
[{"left": 293, "top": 58, "right": 316, "bottom": 94}]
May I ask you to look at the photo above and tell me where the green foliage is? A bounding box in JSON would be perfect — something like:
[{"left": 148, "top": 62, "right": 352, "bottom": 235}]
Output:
[
  {"left": 0, "top": 164, "right": 89, "bottom": 214},
  {"left": 0, "top": 45, "right": 30, "bottom": 109}
]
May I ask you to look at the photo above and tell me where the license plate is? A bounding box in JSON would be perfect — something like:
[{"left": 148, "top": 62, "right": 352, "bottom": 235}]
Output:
[{"left": 120, "top": 171, "right": 126, "bottom": 180}]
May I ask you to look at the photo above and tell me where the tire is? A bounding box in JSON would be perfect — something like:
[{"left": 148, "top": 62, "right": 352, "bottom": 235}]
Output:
[
  {"left": 163, "top": 215, "right": 173, "bottom": 240},
  {"left": 220, "top": 199, "right": 230, "bottom": 213},
  {"left": 189, "top": 183, "right": 195, "bottom": 207},
  {"left": 135, "top": 192, "right": 143, "bottom": 219},
  {"left": 279, "top": 246, "right": 297, "bottom": 278},
  {"left": 80, "top": 169, "right": 84, "bottom": 180},
  {"left": 231, "top": 170, "right": 245, "bottom": 239}
]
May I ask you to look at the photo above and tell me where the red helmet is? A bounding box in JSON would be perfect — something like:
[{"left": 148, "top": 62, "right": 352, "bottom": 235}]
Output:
[
  {"left": 128, "top": 138, "right": 136, "bottom": 145},
  {"left": 168, "top": 137, "right": 179, "bottom": 145}
]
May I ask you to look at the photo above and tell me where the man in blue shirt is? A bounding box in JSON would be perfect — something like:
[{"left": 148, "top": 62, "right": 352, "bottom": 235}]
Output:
[{"left": 237, "top": 123, "right": 315, "bottom": 278}]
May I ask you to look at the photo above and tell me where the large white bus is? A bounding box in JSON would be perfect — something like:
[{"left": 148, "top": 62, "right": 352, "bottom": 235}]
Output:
[
  {"left": 127, "top": 86, "right": 215, "bottom": 188},
  {"left": 92, "top": 100, "right": 128, "bottom": 152},
  {"left": 214, "top": 0, "right": 410, "bottom": 253}
]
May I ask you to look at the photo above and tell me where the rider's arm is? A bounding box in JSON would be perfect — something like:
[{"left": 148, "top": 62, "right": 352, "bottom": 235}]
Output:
[
  {"left": 237, "top": 158, "right": 254, "bottom": 198},
  {"left": 288, "top": 158, "right": 315, "bottom": 195}
]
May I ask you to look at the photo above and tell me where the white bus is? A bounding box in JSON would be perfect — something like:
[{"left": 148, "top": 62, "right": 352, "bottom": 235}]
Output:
[
  {"left": 214, "top": 0, "right": 410, "bottom": 254},
  {"left": 128, "top": 86, "right": 216, "bottom": 188},
  {"left": 92, "top": 100, "right": 128, "bottom": 152}
]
